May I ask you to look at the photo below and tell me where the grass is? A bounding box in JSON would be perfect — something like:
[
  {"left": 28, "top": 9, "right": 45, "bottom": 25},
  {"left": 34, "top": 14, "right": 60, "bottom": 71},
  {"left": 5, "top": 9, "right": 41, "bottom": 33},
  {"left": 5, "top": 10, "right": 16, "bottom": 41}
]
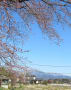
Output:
[
  {"left": 0, "top": 87, "right": 9, "bottom": 90},
  {"left": 1, "top": 84, "right": 71, "bottom": 90}
]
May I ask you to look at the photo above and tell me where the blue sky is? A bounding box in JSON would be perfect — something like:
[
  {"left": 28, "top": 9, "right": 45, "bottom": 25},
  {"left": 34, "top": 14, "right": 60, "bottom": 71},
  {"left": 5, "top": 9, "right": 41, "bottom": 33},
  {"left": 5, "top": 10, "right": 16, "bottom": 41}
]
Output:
[
  {"left": 12, "top": 11, "right": 71, "bottom": 76},
  {"left": 22, "top": 22, "right": 71, "bottom": 76}
]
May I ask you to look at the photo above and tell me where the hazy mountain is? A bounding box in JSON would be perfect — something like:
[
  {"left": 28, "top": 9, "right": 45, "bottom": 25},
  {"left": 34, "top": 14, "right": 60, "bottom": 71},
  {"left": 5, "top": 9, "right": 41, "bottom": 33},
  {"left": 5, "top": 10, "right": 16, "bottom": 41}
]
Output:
[{"left": 32, "top": 70, "right": 71, "bottom": 80}]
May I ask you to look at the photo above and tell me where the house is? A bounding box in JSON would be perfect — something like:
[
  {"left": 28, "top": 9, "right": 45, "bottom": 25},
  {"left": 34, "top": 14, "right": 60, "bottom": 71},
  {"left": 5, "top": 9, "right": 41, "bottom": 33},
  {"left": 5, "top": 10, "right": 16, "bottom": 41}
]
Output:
[
  {"left": 0, "top": 75, "right": 11, "bottom": 88},
  {"left": 25, "top": 75, "right": 42, "bottom": 84},
  {"left": 25, "top": 75, "right": 36, "bottom": 84}
]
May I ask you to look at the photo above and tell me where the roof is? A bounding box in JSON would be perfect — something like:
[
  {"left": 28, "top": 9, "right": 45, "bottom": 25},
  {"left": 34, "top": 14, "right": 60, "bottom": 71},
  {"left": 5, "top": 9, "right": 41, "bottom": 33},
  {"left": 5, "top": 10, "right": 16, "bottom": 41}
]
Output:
[{"left": 0, "top": 75, "right": 9, "bottom": 79}]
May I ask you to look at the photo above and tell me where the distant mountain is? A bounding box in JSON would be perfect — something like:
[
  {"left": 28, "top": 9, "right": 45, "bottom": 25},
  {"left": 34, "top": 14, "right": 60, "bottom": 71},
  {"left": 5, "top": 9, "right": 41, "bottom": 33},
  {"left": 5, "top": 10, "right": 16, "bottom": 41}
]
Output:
[{"left": 31, "top": 70, "right": 71, "bottom": 80}]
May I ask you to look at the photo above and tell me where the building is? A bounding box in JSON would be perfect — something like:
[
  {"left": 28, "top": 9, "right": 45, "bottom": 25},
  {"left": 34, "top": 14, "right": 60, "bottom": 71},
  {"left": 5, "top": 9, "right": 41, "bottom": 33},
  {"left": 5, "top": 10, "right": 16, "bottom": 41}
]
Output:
[{"left": 0, "top": 74, "right": 11, "bottom": 88}]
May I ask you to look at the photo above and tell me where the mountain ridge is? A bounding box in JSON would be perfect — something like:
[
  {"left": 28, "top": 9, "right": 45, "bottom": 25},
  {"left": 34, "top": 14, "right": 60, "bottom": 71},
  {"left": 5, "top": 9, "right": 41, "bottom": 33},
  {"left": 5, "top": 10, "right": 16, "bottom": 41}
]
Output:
[{"left": 31, "top": 70, "right": 71, "bottom": 80}]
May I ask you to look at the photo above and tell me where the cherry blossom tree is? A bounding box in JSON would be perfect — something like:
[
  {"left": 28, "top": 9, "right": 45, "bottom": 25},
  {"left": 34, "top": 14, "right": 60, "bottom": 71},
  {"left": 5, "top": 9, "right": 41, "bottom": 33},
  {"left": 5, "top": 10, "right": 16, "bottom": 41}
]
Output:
[{"left": 0, "top": 0, "right": 71, "bottom": 80}]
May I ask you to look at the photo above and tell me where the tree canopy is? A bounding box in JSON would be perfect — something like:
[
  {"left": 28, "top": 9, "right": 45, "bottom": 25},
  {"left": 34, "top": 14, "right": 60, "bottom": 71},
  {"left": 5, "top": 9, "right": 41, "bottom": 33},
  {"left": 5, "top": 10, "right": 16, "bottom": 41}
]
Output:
[{"left": 0, "top": 0, "right": 71, "bottom": 71}]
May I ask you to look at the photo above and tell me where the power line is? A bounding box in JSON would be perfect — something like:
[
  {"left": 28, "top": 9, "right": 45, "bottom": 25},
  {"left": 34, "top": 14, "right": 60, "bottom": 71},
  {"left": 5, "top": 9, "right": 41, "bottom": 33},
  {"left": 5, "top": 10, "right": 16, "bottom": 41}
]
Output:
[
  {"left": 30, "top": 63, "right": 71, "bottom": 68},
  {"left": 29, "top": 67, "right": 71, "bottom": 75},
  {"left": 28, "top": 64, "right": 71, "bottom": 76}
]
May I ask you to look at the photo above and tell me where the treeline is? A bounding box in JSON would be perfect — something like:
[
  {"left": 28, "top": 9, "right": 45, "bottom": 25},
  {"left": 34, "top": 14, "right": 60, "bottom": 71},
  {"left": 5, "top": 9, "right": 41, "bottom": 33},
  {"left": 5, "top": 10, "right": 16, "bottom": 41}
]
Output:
[{"left": 40, "top": 79, "right": 71, "bottom": 85}]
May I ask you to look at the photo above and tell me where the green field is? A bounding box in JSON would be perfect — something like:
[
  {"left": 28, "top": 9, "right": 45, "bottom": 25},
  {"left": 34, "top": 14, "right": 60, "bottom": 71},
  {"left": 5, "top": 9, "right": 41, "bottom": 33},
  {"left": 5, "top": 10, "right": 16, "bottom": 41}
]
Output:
[{"left": 0, "top": 84, "right": 71, "bottom": 90}]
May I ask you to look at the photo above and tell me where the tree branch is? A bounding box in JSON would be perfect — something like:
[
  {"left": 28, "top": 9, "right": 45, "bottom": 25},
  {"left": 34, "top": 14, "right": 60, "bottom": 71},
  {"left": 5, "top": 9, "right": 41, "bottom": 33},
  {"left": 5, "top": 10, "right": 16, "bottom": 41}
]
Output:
[
  {"left": 60, "top": 0, "right": 71, "bottom": 4},
  {"left": 42, "top": 0, "right": 67, "bottom": 6}
]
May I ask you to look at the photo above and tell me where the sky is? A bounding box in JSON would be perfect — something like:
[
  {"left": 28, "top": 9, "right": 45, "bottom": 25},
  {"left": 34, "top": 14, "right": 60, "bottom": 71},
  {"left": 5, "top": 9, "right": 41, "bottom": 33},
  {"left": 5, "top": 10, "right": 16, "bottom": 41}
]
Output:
[
  {"left": 12, "top": 11, "right": 71, "bottom": 76},
  {"left": 22, "top": 22, "right": 71, "bottom": 76}
]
